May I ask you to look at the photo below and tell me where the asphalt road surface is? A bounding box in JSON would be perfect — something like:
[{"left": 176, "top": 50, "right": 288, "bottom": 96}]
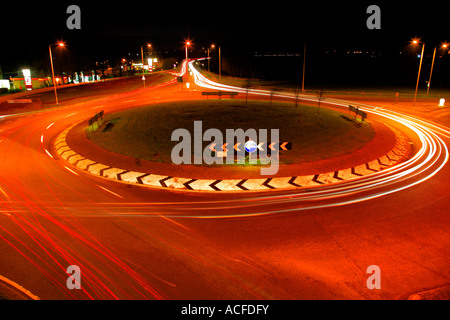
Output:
[{"left": 0, "top": 64, "right": 448, "bottom": 300}]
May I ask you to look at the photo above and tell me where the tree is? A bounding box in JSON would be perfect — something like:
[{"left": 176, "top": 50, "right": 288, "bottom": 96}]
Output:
[
  {"left": 242, "top": 79, "right": 254, "bottom": 103},
  {"left": 317, "top": 88, "right": 325, "bottom": 113},
  {"left": 269, "top": 87, "right": 281, "bottom": 108},
  {"left": 294, "top": 89, "right": 302, "bottom": 122}
]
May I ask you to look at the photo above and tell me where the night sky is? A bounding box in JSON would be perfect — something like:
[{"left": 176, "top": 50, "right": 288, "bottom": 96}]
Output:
[{"left": 2, "top": 1, "right": 449, "bottom": 87}]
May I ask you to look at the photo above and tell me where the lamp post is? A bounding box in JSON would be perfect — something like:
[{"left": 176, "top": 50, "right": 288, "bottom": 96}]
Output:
[
  {"left": 207, "top": 44, "right": 221, "bottom": 80},
  {"left": 427, "top": 43, "right": 448, "bottom": 95},
  {"left": 49, "top": 42, "right": 65, "bottom": 106},
  {"left": 141, "top": 43, "right": 151, "bottom": 87},
  {"left": 208, "top": 44, "right": 215, "bottom": 72},
  {"left": 412, "top": 39, "right": 425, "bottom": 107},
  {"left": 185, "top": 41, "right": 191, "bottom": 63},
  {"left": 218, "top": 45, "right": 221, "bottom": 81}
]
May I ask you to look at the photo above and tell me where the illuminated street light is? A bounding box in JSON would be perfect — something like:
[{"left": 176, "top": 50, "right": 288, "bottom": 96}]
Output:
[
  {"left": 219, "top": 46, "right": 222, "bottom": 81},
  {"left": 141, "top": 43, "right": 152, "bottom": 88},
  {"left": 204, "top": 43, "right": 221, "bottom": 81},
  {"left": 427, "top": 42, "right": 449, "bottom": 95},
  {"left": 207, "top": 44, "right": 215, "bottom": 72},
  {"left": 411, "top": 38, "right": 425, "bottom": 107},
  {"left": 185, "top": 40, "right": 192, "bottom": 64},
  {"left": 49, "top": 41, "right": 65, "bottom": 106}
]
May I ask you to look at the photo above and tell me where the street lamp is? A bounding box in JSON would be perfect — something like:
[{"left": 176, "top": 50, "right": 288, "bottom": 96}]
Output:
[
  {"left": 218, "top": 45, "right": 221, "bottom": 81},
  {"left": 141, "top": 43, "right": 151, "bottom": 72},
  {"left": 427, "top": 42, "right": 449, "bottom": 95},
  {"left": 141, "top": 43, "right": 151, "bottom": 87},
  {"left": 207, "top": 44, "right": 215, "bottom": 72},
  {"left": 49, "top": 41, "right": 65, "bottom": 106},
  {"left": 185, "top": 41, "right": 191, "bottom": 63},
  {"left": 207, "top": 44, "right": 221, "bottom": 81},
  {"left": 411, "top": 38, "right": 425, "bottom": 107}
]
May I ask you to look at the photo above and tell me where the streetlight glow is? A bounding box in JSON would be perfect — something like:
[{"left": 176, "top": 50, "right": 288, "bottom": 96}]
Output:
[
  {"left": 49, "top": 41, "right": 66, "bottom": 106},
  {"left": 410, "top": 38, "right": 425, "bottom": 106},
  {"left": 185, "top": 40, "right": 192, "bottom": 63}
]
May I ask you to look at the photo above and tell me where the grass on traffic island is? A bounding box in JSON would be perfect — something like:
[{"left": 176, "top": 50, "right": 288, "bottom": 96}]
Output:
[{"left": 86, "top": 99, "right": 374, "bottom": 166}]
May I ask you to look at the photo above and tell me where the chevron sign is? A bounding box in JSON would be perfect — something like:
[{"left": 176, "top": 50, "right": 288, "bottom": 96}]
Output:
[
  {"left": 209, "top": 141, "right": 292, "bottom": 153},
  {"left": 258, "top": 141, "right": 292, "bottom": 151},
  {"left": 171, "top": 121, "right": 283, "bottom": 175}
]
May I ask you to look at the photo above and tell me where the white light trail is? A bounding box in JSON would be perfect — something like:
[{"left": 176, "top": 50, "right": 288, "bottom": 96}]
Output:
[{"left": 156, "top": 60, "right": 450, "bottom": 217}]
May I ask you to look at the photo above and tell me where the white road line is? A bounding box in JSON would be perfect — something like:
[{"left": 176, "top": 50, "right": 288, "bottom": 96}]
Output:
[
  {"left": 96, "top": 185, "right": 124, "bottom": 199},
  {"left": 65, "top": 112, "right": 77, "bottom": 118},
  {"left": 64, "top": 166, "right": 79, "bottom": 176},
  {"left": 44, "top": 148, "right": 54, "bottom": 159},
  {"left": 46, "top": 122, "right": 54, "bottom": 130}
]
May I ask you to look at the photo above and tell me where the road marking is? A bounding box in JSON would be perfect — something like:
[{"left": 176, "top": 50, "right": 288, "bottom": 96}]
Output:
[
  {"left": 64, "top": 166, "right": 79, "bottom": 176},
  {"left": 0, "top": 186, "right": 10, "bottom": 199},
  {"left": 65, "top": 112, "right": 77, "bottom": 118},
  {"left": 123, "top": 100, "right": 136, "bottom": 103},
  {"left": 44, "top": 148, "right": 54, "bottom": 159},
  {"left": 46, "top": 122, "right": 54, "bottom": 130},
  {"left": 40, "top": 134, "right": 44, "bottom": 144},
  {"left": 92, "top": 105, "right": 104, "bottom": 109},
  {"left": 158, "top": 215, "right": 191, "bottom": 230},
  {"left": 96, "top": 185, "right": 124, "bottom": 199}
]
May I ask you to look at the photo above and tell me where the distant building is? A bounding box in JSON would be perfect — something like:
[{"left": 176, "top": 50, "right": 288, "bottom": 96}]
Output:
[{"left": 9, "top": 77, "right": 52, "bottom": 91}]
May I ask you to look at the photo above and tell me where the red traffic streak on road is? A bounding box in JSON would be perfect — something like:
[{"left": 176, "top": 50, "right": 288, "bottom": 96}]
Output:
[{"left": 0, "top": 62, "right": 448, "bottom": 300}]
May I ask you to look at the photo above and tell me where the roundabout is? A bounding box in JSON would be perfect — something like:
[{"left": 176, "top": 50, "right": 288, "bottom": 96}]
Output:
[
  {"left": 46, "top": 60, "right": 448, "bottom": 220},
  {"left": 55, "top": 103, "right": 410, "bottom": 193},
  {"left": 0, "top": 60, "right": 449, "bottom": 300},
  {"left": 50, "top": 60, "right": 441, "bottom": 201}
]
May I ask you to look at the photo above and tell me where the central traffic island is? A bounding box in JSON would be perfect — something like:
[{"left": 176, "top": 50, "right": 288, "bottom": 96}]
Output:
[{"left": 57, "top": 99, "right": 409, "bottom": 191}]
